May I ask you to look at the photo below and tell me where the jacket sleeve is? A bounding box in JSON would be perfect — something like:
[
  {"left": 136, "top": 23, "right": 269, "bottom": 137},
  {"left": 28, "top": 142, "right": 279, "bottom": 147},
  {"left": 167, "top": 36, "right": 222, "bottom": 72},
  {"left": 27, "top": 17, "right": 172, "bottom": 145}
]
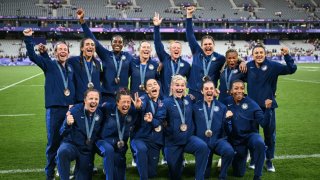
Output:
[
  {"left": 24, "top": 36, "right": 49, "bottom": 71},
  {"left": 153, "top": 26, "right": 169, "bottom": 62},
  {"left": 277, "top": 54, "right": 297, "bottom": 75},
  {"left": 186, "top": 18, "right": 202, "bottom": 55}
]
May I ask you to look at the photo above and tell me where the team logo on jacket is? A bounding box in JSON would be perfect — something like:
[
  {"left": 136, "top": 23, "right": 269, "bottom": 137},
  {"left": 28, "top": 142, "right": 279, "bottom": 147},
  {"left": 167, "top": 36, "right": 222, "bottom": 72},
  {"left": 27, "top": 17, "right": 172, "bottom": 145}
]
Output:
[
  {"left": 213, "top": 106, "right": 219, "bottom": 112},
  {"left": 127, "top": 115, "right": 132, "bottom": 122},
  {"left": 241, "top": 103, "right": 248, "bottom": 110},
  {"left": 158, "top": 101, "right": 163, "bottom": 107},
  {"left": 233, "top": 69, "right": 238, "bottom": 74},
  {"left": 211, "top": 56, "right": 216, "bottom": 61},
  {"left": 149, "top": 64, "right": 154, "bottom": 70},
  {"left": 94, "top": 115, "right": 100, "bottom": 121},
  {"left": 180, "top": 63, "right": 184, "bottom": 67},
  {"left": 121, "top": 55, "right": 126, "bottom": 61},
  {"left": 184, "top": 99, "right": 189, "bottom": 105},
  {"left": 261, "top": 65, "right": 268, "bottom": 71}
]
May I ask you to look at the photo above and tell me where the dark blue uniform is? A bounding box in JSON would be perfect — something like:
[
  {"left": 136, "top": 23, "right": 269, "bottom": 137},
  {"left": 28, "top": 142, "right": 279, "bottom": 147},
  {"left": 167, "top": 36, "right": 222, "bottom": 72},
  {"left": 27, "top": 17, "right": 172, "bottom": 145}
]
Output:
[
  {"left": 56, "top": 104, "right": 103, "bottom": 180},
  {"left": 153, "top": 26, "right": 191, "bottom": 97},
  {"left": 186, "top": 18, "right": 225, "bottom": 101},
  {"left": 224, "top": 96, "right": 271, "bottom": 178},
  {"left": 68, "top": 56, "right": 102, "bottom": 103},
  {"left": 81, "top": 23, "right": 132, "bottom": 103},
  {"left": 155, "top": 96, "right": 209, "bottom": 180},
  {"left": 246, "top": 55, "right": 297, "bottom": 160},
  {"left": 131, "top": 94, "right": 164, "bottom": 180},
  {"left": 96, "top": 103, "right": 137, "bottom": 180},
  {"left": 218, "top": 66, "right": 246, "bottom": 104},
  {"left": 24, "top": 36, "right": 75, "bottom": 179},
  {"left": 129, "top": 58, "right": 159, "bottom": 96},
  {"left": 193, "top": 100, "right": 234, "bottom": 179}
]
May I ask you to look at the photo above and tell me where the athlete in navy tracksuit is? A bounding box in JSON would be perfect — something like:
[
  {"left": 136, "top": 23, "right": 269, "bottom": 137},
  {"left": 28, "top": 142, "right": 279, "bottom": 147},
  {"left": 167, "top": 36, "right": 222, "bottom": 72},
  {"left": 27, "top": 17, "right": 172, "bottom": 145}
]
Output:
[
  {"left": 23, "top": 29, "right": 75, "bottom": 180},
  {"left": 67, "top": 38, "right": 102, "bottom": 103},
  {"left": 246, "top": 45, "right": 297, "bottom": 171},
  {"left": 153, "top": 13, "right": 190, "bottom": 97},
  {"left": 78, "top": 9, "right": 132, "bottom": 103},
  {"left": 131, "top": 79, "right": 164, "bottom": 180},
  {"left": 96, "top": 89, "right": 137, "bottom": 180},
  {"left": 224, "top": 80, "right": 272, "bottom": 180},
  {"left": 129, "top": 41, "right": 160, "bottom": 96},
  {"left": 186, "top": 6, "right": 225, "bottom": 101},
  {"left": 155, "top": 75, "right": 209, "bottom": 180},
  {"left": 218, "top": 49, "right": 246, "bottom": 104},
  {"left": 193, "top": 80, "right": 234, "bottom": 179},
  {"left": 56, "top": 89, "right": 103, "bottom": 180}
]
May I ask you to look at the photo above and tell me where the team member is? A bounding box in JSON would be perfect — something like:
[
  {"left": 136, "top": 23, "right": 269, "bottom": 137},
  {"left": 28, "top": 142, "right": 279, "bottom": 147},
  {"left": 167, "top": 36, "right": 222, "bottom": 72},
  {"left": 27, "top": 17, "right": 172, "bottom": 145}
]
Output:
[
  {"left": 218, "top": 49, "right": 246, "bottom": 104},
  {"left": 96, "top": 88, "right": 137, "bottom": 180},
  {"left": 56, "top": 89, "right": 103, "bottom": 180},
  {"left": 131, "top": 79, "right": 164, "bottom": 180},
  {"left": 246, "top": 45, "right": 297, "bottom": 171},
  {"left": 155, "top": 75, "right": 209, "bottom": 180},
  {"left": 193, "top": 80, "right": 234, "bottom": 179},
  {"left": 68, "top": 38, "right": 102, "bottom": 103},
  {"left": 77, "top": 9, "right": 132, "bottom": 103},
  {"left": 185, "top": 6, "right": 226, "bottom": 101},
  {"left": 224, "top": 80, "right": 272, "bottom": 180},
  {"left": 129, "top": 41, "right": 160, "bottom": 96},
  {"left": 153, "top": 12, "right": 190, "bottom": 97},
  {"left": 23, "top": 28, "right": 75, "bottom": 180}
]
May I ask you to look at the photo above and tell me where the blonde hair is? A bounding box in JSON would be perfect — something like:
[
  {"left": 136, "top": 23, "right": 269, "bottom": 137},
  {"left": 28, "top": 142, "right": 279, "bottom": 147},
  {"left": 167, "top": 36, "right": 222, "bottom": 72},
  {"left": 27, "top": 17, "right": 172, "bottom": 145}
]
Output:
[{"left": 169, "top": 74, "right": 187, "bottom": 96}]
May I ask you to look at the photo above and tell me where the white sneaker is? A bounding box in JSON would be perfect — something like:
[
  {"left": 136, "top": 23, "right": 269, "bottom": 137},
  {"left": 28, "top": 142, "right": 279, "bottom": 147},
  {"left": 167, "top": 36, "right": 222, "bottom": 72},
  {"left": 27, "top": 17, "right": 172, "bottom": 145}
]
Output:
[
  {"left": 161, "top": 158, "right": 167, "bottom": 165},
  {"left": 92, "top": 166, "right": 98, "bottom": 173},
  {"left": 217, "top": 158, "right": 222, "bottom": 168},
  {"left": 131, "top": 159, "right": 137, "bottom": 167},
  {"left": 248, "top": 163, "right": 255, "bottom": 170},
  {"left": 182, "top": 159, "right": 188, "bottom": 167},
  {"left": 266, "top": 160, "right": 275, "bottom": 172},
  {"left": 246, "top": 153, "right": 251, "bottom": 163}
]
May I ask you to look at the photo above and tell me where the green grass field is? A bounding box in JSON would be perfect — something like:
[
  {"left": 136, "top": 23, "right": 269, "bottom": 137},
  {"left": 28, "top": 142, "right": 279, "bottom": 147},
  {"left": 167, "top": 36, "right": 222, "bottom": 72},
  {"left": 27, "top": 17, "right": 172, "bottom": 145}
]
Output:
[{"left": 0, "top": 64, "right": 320, "bottom": 179}]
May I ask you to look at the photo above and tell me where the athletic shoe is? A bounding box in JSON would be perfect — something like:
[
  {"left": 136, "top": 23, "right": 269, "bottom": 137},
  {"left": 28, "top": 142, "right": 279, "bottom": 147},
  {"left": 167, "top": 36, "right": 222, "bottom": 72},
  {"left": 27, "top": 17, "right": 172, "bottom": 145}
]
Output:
[
  {"left": 248, "top": 163, "right": 255, "bottom": 170},
  {"left": 160, "top": 158, "right": 167, "bottom": 165},
  {"left": 266, "top": 160, "right": 275, "bottom": 172},
  {"left": 182, "top": 159, "right": 188, "bottom": 167},
  {"left": 217, "top": 158, "right": 222, "bottom": 168},
  {"left": 131, "top": 159, "right": 137, "bottom": 167}
]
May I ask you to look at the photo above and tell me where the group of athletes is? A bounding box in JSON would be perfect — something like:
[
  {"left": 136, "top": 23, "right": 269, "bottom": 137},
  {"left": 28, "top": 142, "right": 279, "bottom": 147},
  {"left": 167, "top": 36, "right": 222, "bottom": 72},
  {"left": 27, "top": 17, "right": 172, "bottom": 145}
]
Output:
[{"left": 23, "top": 6, "right": 297, "bottom": 180}]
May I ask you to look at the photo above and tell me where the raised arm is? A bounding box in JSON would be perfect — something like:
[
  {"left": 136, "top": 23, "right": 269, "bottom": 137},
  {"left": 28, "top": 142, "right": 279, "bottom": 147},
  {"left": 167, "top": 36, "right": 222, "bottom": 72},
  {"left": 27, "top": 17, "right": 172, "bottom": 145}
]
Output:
[
  {"left": 153, "top": 12, "right": 168, "bottom": 62},
  {"left": 185, "top": 6, "right": 202, "bottom": 54},
  {"left": 278, "top": 47, "right": 297, "bottom": 75}
]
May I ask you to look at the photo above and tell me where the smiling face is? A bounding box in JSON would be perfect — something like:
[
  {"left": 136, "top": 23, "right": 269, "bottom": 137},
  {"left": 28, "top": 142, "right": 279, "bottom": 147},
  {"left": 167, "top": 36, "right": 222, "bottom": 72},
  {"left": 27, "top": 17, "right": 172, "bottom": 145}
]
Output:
[
  {"left": 202, "top": 81, "right": 215, "bottom": 102},
  {"left": 145, "top": 79, "right": 160, "bottom": 100},
  {"left": 84, "top": 90, "right": 100, "bottom": 113},
  {"left": 54, "top": 43, "right": 69, "bottom": 63},
  {"left": 230, "top": 81, "right": 245, "bottom": 104},
  {"left": 117, "top": 95, "right": 131, "bottom": 115},
  {"left": 170, "top": 76, "right": 186, "bottom": 98},
  {"left": 226, "top": 51, "right": 238, "bottom": 69},
  {"left": 252, "top": 47, "right": 266, "bottom": 66},
  {"left": 169, "top": 41, "right": 182, "bottom": 60},
  {"left": 201, "top": 37, "right": 215, "bottom": 56},
  {"left": 111, "top": 35, "right": 124, "bottom": 53},
  {"left": 81, "top": 39, "right": 95, "bottom": 60},
  {"left": 139, "top": 41, "right": 152, "bottom": 61}
]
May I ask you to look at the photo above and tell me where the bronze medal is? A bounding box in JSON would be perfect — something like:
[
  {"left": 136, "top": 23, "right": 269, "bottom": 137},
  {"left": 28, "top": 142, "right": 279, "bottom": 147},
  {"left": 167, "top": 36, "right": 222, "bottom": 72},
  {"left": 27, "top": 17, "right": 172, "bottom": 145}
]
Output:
[
  {"left": 85, "top": 139, "right": 91, "bottom": 145},
  {"left": 202, "top": 76, "right": 209, "bottom": 82},
  {"left": 115, "top": 77, "right": 120, "bottom": 84},
  {"left": 154, "top": 125, "right": 162, "bottom": 132},
  {"left": 139, "top": 84, "right": 145, "bottom": 91},
  {"left": 205, "top": 130, "right": 213, "bottom": 137},
  {"left": 87, "top": 82, "right": 94, "bottom": 89},
  {"left": 117, "top": 140, "right": 125, "bottom": 149},
  {"left": 64, "top": 88, "right": 70, "bottom": 96},
  {"left": 180, "top": 123, "right": 188, "bottom": 132}
]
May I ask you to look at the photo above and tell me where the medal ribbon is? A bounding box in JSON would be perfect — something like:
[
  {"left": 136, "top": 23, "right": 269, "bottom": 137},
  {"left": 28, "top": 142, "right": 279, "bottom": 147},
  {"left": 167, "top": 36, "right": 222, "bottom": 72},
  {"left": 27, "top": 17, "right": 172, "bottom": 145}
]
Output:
[
  {"left": 202, "top": 54, "right": 213, "bottom": 76},
  {"left": 112, "top": 54, "right": 123, "bottom": 78},
  {"left": 139, "top": 64, "right": 147, "bottom": 85},
  {"left": 83, "top": 57, "right": 94, "bottom": 84},
  {"left": 149, "top": 100, "right": 157, "bottom": 115},
  {"left": 203, "top": 101, "right": 215, "bottom": 130},
  {"left": 84, "top": 108, "right": 96, "bottom": 141},
  {"left": 173, "top": 98, "right": 186, "bottom": 124},
  {"left": 224, "top": 68, "right": 234, "bottom": 92},
  {"left": 170, "top": 59, "right": 181, "bottom": 76},
  {"left": 55, "top": 60, "right": 68, "bottom": 90},
  {"left": 115, "top": 109, "right": 126, "bottom": 141}
]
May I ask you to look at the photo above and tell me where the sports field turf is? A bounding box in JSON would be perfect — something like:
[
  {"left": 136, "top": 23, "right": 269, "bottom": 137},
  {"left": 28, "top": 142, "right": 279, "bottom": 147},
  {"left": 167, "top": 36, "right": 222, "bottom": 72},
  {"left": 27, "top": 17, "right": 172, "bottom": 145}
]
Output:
[{"left": 0, "top": 64, "right": 319, "bottom": 179}]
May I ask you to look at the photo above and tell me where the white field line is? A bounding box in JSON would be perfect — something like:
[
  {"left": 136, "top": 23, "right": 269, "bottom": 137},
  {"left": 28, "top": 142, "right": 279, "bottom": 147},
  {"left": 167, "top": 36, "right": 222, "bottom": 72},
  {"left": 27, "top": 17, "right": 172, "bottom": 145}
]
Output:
[
  {"left": 0, "top": 72, "right": 43, "bottom": 92},
  {"left": 281, "top": 77, "right": 320, "bottom": 84},
  {"left": 0, "top": 114, "right": 35, "bottom": 117},
  {"left": 1, "top": 154, "right": 320, "bottom": 174}
]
